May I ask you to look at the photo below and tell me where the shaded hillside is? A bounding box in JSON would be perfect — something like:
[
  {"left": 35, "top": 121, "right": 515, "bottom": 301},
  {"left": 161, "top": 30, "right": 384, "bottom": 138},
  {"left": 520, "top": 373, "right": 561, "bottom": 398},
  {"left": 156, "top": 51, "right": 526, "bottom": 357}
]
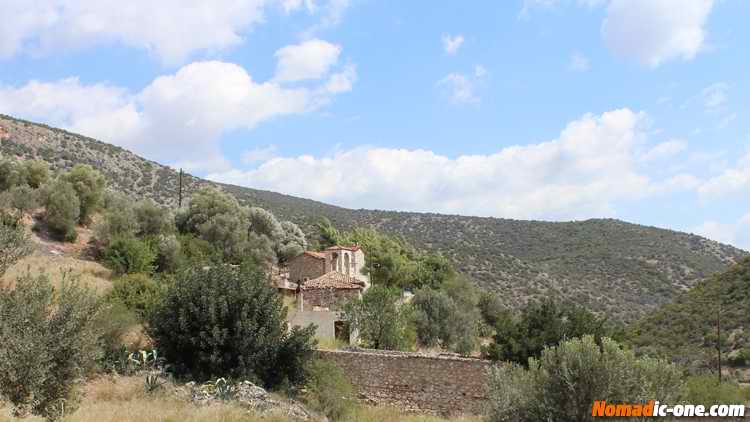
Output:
[
  {"left": 1, "top": 114, "right": 746, "bottom": 322},
  {"left": 629, "top": 257, "right": 750, "bottom": 368}
]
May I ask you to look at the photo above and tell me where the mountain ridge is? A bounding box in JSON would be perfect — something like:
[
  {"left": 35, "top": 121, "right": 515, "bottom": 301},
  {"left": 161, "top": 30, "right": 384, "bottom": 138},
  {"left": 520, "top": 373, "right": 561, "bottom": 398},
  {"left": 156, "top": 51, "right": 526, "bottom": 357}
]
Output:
[{"left": 1, "top": 113, "right": 746, "bottom": 322}]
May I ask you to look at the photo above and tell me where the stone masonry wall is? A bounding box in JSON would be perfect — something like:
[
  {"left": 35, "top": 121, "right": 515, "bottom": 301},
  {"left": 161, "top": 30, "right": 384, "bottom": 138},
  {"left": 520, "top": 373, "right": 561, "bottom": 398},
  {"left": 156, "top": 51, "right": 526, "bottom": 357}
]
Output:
[
  {"left": 302, "top": 288, "right": 359, "bottom": 311},
  {"left": 289, "top": 255, "right": 326, "bottom": 284},
  {"left": 317, "top": 349, "right": 491, "bottom": 415}
]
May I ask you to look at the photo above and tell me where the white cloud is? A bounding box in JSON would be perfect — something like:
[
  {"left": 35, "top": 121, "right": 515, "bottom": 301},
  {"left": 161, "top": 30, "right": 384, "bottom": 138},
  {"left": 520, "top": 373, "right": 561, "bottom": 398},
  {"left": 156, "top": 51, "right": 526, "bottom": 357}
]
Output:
[
  {"left": 0, "top": 0, "right": 291, "bottom": 65},
  {"left": 274, "top": 39, "right": 342, "bottom": 82},
  {"left": 602, "top": 0, "right": 714, "bottom": 67},
  {"left": 323, "top": 63, "right": 357, "bottom": 94},
  {"left": 242, "top": 145, "right": 279, "bottom": 164},
  {"left": 437, "top": 65, "right": 487, "bottom": 104},
  {"left": 568, "top": 52, "right": 591, "bottom": 72},
  {"left": 690, "top": 221, "right": 737, "bottom": 246},
  {"left": 697, "top": 152, "right": 750, "bottom": 198},
  {"left": 701, "top": 82, "right": 729, "bottom": 111},
  {"left": 442, "top": 34, "right": 464, "bottom": 55},
  {"left": 0, "top": 58, "right": 354, "bottom": 172},
  {"left": 302, "top": 0, "right": 351, "bottom": 36},
  {"left": 690, "top": 214, "right": 750, "bottom": 249},
  {"left": 207, "top": 108, "right": 656, "bottom": 220},
  {"left": 640, "top": 139, "right": 687, "bottom": 162}
]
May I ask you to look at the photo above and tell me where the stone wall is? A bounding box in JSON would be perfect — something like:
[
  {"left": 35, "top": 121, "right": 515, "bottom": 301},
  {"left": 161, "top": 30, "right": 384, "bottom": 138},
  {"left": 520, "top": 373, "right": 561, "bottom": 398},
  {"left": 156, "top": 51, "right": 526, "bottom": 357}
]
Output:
[
  {"left": 302, "top": 288, "right": 360, "bottom": 311},
  {"left": 289, "top": 254, "right": 326, "bottom": 284},
  {"left": 317, "top": 349, "right": 492, "bottom": 415}
]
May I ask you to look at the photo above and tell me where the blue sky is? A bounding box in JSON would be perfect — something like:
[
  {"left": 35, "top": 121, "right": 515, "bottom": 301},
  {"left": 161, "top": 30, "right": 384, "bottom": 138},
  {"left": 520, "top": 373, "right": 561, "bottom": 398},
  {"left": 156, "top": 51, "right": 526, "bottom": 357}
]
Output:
[{"left": 1, "top": 0, "right": 749, "bottom": 248}]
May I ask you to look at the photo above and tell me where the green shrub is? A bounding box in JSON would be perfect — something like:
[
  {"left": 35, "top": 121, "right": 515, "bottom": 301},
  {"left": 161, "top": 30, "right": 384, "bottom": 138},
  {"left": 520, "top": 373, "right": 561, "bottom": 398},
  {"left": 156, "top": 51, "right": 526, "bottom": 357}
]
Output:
[
  {"left": 304, "top": 359, "right": 356, "bottom": 421},
  {"left": 44, "top": 180, "right": 80, "bottom": 242},
  {"left": 344, "top": 286, "right": 416, "bottom": 351},
  {"left": 23, "top": 160, "right": 50, "bottom": 189},
  {"left": 0, "top": 272, "right": 102, "bottom": 420},
  {"left": 684, "top": 375, "right": 750, "bottom": 406},
  {"left": 0, "top": 211, "right": 33, "bottom": 276},
  {"left": 147, "top": 264, "right": 316, "bottom": 388},
  {"left": 108, "top": 273, "right": 162, "bottom": 316},
  {"left": 487, "top": 336, "right": 684, "bottom": 422},
  {"left": 103, "top": 235, "right": 157, "bottom": 275},
  {"left": 61, "top": 164, "right": 105, "bottom": 224},
  {"left": 95, "top": 301, "right": 141, "bottom": 369},
  {"left": 155, "top": 234, "right": 183, "bottom": 273},
  {"left": 484, "top": 299, "right": 611, "bottom": 365},
  {"left": 95, "top": 199, "right": 138, "bottom": 244},
  {"left": 135, "top": 199, "right": 174, "bottom": 237},
  {"left": 412, "top": 288, "right": 477, "bottom": 354}
]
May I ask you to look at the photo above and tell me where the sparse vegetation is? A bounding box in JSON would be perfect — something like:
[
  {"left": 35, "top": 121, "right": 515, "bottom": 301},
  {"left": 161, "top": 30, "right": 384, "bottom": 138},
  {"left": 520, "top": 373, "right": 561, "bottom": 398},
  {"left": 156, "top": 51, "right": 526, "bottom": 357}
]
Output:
[
  {"left": 487, "top": 336, "right": 684, "bottom": 422},
  {"left": 1, "top": 114, "right": 745, "bottom": 323}
]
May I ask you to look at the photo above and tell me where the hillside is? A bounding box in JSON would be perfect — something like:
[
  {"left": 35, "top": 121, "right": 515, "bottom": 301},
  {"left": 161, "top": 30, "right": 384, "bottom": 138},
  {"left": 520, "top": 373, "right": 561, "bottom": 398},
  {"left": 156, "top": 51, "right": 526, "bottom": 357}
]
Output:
[
  {"left": 630, "top": 257, "right": 750, "bottom": 369},
  {"left": 1, "top": 114, "right": 746, "bottom": 322}
]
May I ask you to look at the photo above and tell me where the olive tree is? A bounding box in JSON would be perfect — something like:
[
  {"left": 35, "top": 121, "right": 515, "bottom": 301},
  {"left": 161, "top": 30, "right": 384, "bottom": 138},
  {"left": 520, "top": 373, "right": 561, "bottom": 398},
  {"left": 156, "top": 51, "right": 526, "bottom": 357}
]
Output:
[
  {"left": 0, "top": 273, "right": 102, "bottom": 420},
  {"left": 0, "top": 213, "right": 32, "bottom": 277},
  {"left": 487, "top": 336, "right": 684, "bottom": 422},
  {"left": 44, "top": 180, "right": 80, "bottom": 241},
  {"left": 62, "top": 164, "right": 105, "bottom": 224},
  {"left": 276, "top": 220, "right": 307, "bottom": 262}
]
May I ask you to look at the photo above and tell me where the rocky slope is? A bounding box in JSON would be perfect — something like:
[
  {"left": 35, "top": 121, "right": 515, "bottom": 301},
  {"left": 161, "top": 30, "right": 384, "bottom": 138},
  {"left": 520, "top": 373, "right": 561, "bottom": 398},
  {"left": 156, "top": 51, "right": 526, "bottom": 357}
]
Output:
[{"left": 1, "top": 114, "right": 746, "bottom": 322}]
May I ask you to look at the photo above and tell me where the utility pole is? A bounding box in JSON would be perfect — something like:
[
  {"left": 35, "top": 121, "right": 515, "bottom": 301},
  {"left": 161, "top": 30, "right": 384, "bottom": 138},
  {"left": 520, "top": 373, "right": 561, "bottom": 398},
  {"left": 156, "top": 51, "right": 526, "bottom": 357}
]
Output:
[
  {"left": 178, "top": 168, "right": 183, "bottom": 209},
  {"left": 718, "top": 291, "right": 723, "bottom": 384}
]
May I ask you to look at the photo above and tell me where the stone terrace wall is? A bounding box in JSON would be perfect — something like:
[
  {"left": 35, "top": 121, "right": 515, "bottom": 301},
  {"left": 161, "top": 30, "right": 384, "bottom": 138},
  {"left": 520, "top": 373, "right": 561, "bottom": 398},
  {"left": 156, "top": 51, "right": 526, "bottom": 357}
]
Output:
[{"left": 317, "top": 349, "right": 492, "bottom": 415}]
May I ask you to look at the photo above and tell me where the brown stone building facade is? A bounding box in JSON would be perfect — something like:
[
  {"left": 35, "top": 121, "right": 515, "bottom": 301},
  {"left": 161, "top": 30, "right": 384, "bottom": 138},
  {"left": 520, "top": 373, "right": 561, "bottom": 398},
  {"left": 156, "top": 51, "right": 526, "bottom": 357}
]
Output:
[{"left": 288, "top": 251, "right": 327, "bottom": 285}]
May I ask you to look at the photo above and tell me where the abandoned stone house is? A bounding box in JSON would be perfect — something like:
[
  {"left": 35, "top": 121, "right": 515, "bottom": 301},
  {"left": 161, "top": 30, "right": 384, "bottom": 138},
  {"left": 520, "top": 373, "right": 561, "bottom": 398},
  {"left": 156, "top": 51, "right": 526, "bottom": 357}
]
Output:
[{"left": 284, "top": 245, "right": 370, "bottom": 344}]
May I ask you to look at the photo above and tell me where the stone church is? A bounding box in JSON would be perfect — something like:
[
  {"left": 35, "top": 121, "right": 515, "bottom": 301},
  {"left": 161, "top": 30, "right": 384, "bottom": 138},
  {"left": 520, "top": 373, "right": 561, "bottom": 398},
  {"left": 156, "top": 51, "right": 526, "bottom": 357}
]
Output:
[{"left": 285, "top": 245, "right": 370, "bottom": 344}]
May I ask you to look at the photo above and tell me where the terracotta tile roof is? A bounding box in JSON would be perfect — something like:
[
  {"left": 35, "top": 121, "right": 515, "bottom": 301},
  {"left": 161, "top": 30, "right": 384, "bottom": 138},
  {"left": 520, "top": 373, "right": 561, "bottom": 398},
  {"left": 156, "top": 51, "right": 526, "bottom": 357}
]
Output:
[
  {"left": 302, "top": 271, "right": 365, "bottom": 290},
  {"left": 301, "top": 251, "right": 326, "bottom": 260},
  {"left": 324, "top": 245, "right": 361, "bottom": 252}
]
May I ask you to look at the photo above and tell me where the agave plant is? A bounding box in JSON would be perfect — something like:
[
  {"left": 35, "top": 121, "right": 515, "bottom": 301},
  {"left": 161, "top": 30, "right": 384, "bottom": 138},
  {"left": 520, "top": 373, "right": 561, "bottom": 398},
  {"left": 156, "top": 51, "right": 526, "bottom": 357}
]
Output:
[
  {"left": 144, "top": 372, "right": 165, "bottom": 393},
  {"left": 201, "top": 378, "right": 236, "bottom": 401}
]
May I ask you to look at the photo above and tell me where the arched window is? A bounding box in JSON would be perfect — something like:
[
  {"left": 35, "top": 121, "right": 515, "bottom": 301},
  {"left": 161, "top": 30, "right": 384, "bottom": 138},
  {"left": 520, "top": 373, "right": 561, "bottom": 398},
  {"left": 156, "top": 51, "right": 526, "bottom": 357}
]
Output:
[{"left": 344, "top": 253, "right": 350, "bottom": 275}]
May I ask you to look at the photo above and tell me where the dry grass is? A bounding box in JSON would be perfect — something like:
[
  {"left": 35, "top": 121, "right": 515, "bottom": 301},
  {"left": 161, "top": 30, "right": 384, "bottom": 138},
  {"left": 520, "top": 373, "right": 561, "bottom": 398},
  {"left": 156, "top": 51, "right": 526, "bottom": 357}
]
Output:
[
  {"left": 1, "top": 254, "right": 112, "bottom": 294},
  {"left": 0, "top": 377, "right": 481, "bottom": 422},
  {"left": 350, "top": 407, "right": 482, "bottom": 422}
]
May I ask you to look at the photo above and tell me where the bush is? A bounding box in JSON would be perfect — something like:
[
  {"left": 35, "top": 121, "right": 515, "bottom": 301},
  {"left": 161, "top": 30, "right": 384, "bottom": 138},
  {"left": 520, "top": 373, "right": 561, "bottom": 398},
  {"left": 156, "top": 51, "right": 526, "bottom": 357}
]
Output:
[
  {"left": 108, "top": 273, "right": 162, "bottom": 317},
  {"left": 95, "top": 200, "right": 138, "bottom": 244},
  {"left": 155, "top": 234, "right": 183, "bottom": 273},
  {"left": 487, "top": 336, "right": 684, "bottom": 422},
  {"left": 0, "top": 158, "right": 24, "bottom": 191},
  {"left": 0, "top": 212, "right": 33, "bottom": 276},
  {"left": 0, "top": 272, "right": 102, "bottom": 420},
  {"left": 684, "top": 375, "right": 750, "bottom": 406},
  {"left": 147, "top": 264, "right": 316, "bottom": 388},
  {"left": 62, "top": 164, "right": 105, "bottom": 224},
  {"left": 484, "top": 299, "right": 611, "bottom": 365},
  {"left": 103, "top": 235, "right": 157, "bottom": 275},
  {"left": 344, "top": 286, "right": 415, "bottom": 351},
  {"left": 304, "top": 359, "right": 356, "bottom": 421},
  {"left": 44, "top": 180, "right": 80, "bottom": 242},
  {"left": 135, "top": 199, "right": 174, "bottom": 237},
  {"left": 23, "top": 160, "right": 50, "bottom": 189}
]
